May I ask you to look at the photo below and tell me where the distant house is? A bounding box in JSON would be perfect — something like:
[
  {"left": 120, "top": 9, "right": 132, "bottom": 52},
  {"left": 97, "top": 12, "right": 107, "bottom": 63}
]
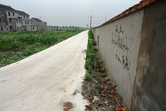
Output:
[
  {"left": 0, "top": 4, "right": 49, "bottom": 32},
  {"left": 31, "top": 18, "right": 47, "bottom": 31},
  {"left": 0, "top": 8, "right": 6, "bottom": 32},
  {"left": 0, "top": 4, "right": 31, "bottom": 32},
  {"left": 47, "top": 25, "right": 52, "bottom": 31},
  {"left": 15, "top": 10, "right": 31, "bottom": 31},
  {"left": 0, "top": 4, "right": 15, "bottom": 32},
  {"left": 8, "top": 10, "right": 30, "bottom": 31}
]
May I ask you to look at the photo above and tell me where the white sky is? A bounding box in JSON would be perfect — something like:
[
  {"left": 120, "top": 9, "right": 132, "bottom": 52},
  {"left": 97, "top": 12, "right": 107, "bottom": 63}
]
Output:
[{"left": 0, "top": 0, "right": 141, "bottom": 27}]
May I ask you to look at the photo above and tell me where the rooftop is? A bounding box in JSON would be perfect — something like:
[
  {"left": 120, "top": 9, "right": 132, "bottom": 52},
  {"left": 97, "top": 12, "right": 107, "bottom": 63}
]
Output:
[
  {"left": 0, "top": 4, "right": 29, "bottom": 16},
  {"left": 0, "top": 4, "right": 15, "bottom": 11},
  {"left": 31, "top": 18, "right": 43, "bottom": 22},
  {"left": 94, "top": 0, "right": 158, "bottom": 28},
  {"left": 15, "top": 10, "right": 29, "bottom": 16}
]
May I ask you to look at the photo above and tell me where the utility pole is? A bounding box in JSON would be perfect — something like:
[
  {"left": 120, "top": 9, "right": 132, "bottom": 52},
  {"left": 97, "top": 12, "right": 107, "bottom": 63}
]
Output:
[{"left": 90, "top": 15, "right": 92, "bottom": 30}]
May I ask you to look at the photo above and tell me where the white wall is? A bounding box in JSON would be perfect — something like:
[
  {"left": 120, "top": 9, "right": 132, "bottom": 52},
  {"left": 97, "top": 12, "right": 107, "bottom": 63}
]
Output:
[{"left": 93, "top": 10, "right": 144, "bottom": 108}]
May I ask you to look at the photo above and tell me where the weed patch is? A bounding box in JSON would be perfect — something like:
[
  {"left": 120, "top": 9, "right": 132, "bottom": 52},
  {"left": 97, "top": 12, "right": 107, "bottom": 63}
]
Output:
[
  {"left": 0, "top": 29, "right": 81, "bottom": 67},
  {"left": 84, "top": 30, "right": 99, "bottom": 73},
  {"left": 85, "top": 72, "right": 93, "bottom": 81}
]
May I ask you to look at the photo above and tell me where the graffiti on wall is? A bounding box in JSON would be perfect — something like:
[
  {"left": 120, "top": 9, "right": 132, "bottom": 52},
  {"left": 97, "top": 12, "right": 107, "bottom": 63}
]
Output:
[
  {"left": 112, "top": 25, "right": 130, "bottom": 70},
  {"left": 115, "top": 54, "right": 130, "bottom": 70},
  {"left": 112, "top": 25, "right": 129, "bottom": 51}
]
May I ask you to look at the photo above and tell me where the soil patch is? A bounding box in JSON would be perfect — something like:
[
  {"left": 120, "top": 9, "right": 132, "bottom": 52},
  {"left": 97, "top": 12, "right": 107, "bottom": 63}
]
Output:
[
  {"left": 63, "top": 101, "right": 73, "bottom": 111},
  {"left": 72, "top": 89, "right": 80, "bottom": 95}
]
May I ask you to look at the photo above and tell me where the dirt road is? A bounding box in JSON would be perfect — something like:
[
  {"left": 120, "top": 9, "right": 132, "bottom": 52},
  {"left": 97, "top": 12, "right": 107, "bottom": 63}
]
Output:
[{"left": 0, "top": 30, "right": 89, "bottom": 111}]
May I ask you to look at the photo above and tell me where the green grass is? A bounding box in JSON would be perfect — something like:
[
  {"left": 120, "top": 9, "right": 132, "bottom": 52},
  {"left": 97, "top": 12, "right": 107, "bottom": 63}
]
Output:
[
  {"left": 85, "top": 59, "right": 90, "bottom": 70},
  {"left": 85, "top": 72, "right": 93, "bottom": 81},
  {"left": 0, "top": 29, "right": 81, "bottom": 67},
  {"left": 85, "top": 30, "right": 98, "bottom": 71},
  {"left": 84, "top": 30, "right": 100, "bottom": 80}
]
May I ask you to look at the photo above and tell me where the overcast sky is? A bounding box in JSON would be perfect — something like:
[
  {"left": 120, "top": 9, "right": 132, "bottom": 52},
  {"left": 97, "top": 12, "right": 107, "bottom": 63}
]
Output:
[{"left": 1, "top": 0, "right": 141, "bottom": 27}]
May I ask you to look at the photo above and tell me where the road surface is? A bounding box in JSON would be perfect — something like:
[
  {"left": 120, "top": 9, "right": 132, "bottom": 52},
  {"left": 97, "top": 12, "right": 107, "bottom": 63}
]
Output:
[{"left": 0, "top": 30, "right": 89, "bottom": 111}]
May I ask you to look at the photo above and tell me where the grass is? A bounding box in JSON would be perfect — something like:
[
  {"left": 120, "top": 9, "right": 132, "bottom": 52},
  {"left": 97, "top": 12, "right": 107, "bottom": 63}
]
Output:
[
  {"left": 85, "top": 30, "right": 99, "bottom": 71},
  {"left": 85, "top": 59, "right": 90, "bottom": 70},
  {"left": 84, "top": 30, "right": 99, "bottom": 81},
  {"left": 0, "top": 29, "right": 82, "bottom": 67}
]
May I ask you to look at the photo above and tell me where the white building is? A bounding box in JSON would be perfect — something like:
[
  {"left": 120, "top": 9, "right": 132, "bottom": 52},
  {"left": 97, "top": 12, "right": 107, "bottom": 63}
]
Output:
[{"left": 0, "top": 4, "right": 48, "bottom": 32}]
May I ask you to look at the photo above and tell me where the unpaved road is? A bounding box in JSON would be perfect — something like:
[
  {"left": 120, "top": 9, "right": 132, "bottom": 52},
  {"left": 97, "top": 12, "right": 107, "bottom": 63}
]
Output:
[{"left": 0, "top": 31, "right": 89, "bottom": 111}]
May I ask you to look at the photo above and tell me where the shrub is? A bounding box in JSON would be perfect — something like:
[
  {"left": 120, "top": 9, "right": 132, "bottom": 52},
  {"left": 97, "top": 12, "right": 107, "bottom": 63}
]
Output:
[
  {"left": 88, "top": 30, "right": 94, "bottom": 39},
  {"left": 88, "top": 66, "right": 92, "bottom": 72},
  {"left": 85, "top": 72, "right": 93, "bottom": 81},
  {"left": 88, "top": 40, "right": 93, "bottom": 49},
  {"left": 85, "top": 59, "right": 89, "bottom": 70},
  {"left": 89, "top": 52, "right": 96, "bottom": 61}
]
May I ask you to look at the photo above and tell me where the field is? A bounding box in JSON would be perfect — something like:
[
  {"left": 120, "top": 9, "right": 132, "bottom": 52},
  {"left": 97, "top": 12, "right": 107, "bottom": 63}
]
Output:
[{"left": 0, "top": 30, "right": 82, "bottom": 67}]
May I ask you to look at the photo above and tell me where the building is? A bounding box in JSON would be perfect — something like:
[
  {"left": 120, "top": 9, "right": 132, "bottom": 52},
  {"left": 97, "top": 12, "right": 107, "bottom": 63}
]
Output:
[
  {"left": 0, "top": 4, "right": 15, "bottom": 32},
  {"left": 0, "top": 4, "right": 48, "bottom": 32},
  {"left": 47, "top": 25, "right": 52, "bottom": 31},
  {"left": 8, "top": 10, "right": 30, "bottom": 31},
  {"left": 0, "top": 4, "right": 31, "bottom": 32},
  {"left": 31, "top": 18, "right": 47, "bottom": 31},
  {"left": 15, "top": 10, "right": 31, "bottom": 31}
]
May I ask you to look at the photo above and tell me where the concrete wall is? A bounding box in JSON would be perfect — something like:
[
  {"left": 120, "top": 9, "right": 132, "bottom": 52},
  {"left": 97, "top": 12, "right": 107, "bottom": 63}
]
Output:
[
  {"left": 93, "top": 10, "right": 144, "bottom": 108},
  {"left": 131, "top": 1, "right": 166, "bottom": 111},
  {"left": 92, "top": 1, "right": 166, "bottom": 110}
]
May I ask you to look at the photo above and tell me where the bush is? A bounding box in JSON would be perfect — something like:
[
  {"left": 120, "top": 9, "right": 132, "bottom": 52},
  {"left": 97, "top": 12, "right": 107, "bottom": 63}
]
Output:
[
  {"left": 89, "top": 52, "right": 96, "bottom": 61},
  {"left": 85, "top": 59, "right": 90, "bottom": 70},
  {"left": 85, "top": 72, "right": 93, "bottom": 81},
  {"left": 88, "top": 39, "right": 94, "bottom": 49},
  {"left": 88, "top": 30, "right": 94, "bottom": 39},
  {"left": 88, "top": 66, "right": 92, "bottom": 72}
]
